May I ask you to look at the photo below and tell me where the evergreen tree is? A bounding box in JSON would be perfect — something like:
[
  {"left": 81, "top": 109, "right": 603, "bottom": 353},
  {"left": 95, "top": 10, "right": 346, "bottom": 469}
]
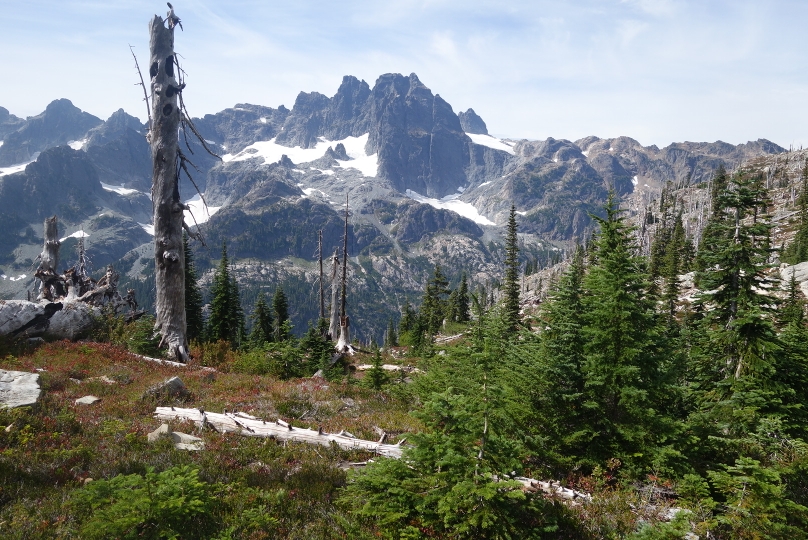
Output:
[
  {"left": 385, "top": 317, "right": 398, "bottom": 347},
  {"left": 365, "top": 347, "right": 389, "bottom": 390},
  {"left": 207, "top": 242, "right": 239, "bottom": 345},
  {"left": 230, "top": 276, "right": 246, "bottom": 348},
  {"left": 690, "top": 171, "right": 789, "bottom": 450},
  {"left": 420, "top": 264, "right": 450, "bottom": 336},
  {"left": 248, "top": 293, "right": 273, "bottom": 347},
  {"left": 776, "top": 271, "right": 808, "bottom": 438},
  {"left": 272, "top": 286, "right": 290, "bottom": 342},
  {"left": 534, "top": 245, "right": 589, "bottom": 467},
  {"left": 695, "top": 165, "right": 729, "bottom": 273},
  {"left": 579, "top": 192, "right": 669, "bottom": 469},
  {"left": 399, "top": 301, "right": 416, "bottom": 335},
  {"left": 783, "top": 164, "right": 808, "bottom": 264},
  {"left": 456, "top": 272, "right": 471, "bottom": 323},
  {"left": 503, "top": 204, "right": 521, "bottom": 330},
  {"left": 182, "top": 233, "right": 204, "bottom": 342}
]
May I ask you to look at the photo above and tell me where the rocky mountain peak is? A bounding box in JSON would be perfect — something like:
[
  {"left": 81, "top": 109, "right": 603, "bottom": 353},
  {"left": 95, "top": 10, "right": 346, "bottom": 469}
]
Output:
[
  {"left": 85, "top": 109, "right": 145, "bottom": 148},
  {"left": 0, "top": 99, "right": 102, "bottom": 167},
  {"left": 458, "top": 108, "right": 488, "bottom": 135}
]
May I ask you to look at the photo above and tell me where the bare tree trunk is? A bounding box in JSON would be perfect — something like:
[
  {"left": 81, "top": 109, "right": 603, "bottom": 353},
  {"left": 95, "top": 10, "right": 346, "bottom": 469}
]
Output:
[
  {"left": 336, "top": 196, "right": 351, "bottom": 351},
  {"left": 328, "top": 250, "right": 340, "bottom": 340},
  {"left": 35, "top": 216, "right": 63, "bottom": 301},
  {"left": 149, "top": 15, "right": 188, "bottom": 362}
]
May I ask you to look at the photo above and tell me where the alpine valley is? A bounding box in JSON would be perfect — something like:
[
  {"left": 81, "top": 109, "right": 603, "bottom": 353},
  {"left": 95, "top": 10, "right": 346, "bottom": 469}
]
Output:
[{"left": 0, "top": 73, "right": 786, "bottom": 341}]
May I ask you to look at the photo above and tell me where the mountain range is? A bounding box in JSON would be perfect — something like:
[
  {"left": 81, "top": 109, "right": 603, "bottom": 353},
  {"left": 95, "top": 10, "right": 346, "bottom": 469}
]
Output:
[{"left": 0, "top": 73, "right": 786, "bottom": 341}]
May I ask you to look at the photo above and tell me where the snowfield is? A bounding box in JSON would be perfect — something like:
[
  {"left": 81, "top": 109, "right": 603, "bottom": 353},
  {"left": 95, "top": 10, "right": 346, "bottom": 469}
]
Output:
[
  {"left": 101, "top": 183, "right": 143, "bottom": 196},
  {"left": 184, "top": 193, "right": 221, "bottom": 225},
  {"left": 222, "top": 134, "right": 378, "bottom": 177},
  {"left": 405, "top": 190, "right": 496, "bottom": 226},
  {"left": 59, "top": 230, "right": 89, "bottom": 243},
  {"left": 466, "top": 133, "right": 515, "bottom": 155}
]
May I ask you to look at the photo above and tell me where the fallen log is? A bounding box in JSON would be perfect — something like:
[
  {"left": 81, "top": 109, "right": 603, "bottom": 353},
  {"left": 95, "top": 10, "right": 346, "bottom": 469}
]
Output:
[
  {"left": 354, "top": 364, "right": 423, "bottom": 374},
  {"left": 154, "top": 407, "right": 405, "bottom": 458},
  {"left": 152, "top": 406, "right": 591, "bottom": 501}
]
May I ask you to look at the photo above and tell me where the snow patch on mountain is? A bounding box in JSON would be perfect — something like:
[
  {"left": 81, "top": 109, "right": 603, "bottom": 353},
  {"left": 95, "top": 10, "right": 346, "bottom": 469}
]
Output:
[
  {"left": 0, "top": 153, "right": 39, "bottom": 177},
  {"left": 405, "top": 190, "right": 496, "bottom": 226},
  {"left": 466, "top": 133, "right": 515, "bottom": 155},
  {"left": 222, "top": 134, "right": 378, "bottom": 177},
  {"left": 101, "top": 183, "right": 142, "bottom": 196},
  {"left": 184, "top": 193, "right": 220, "bottom": 225},
  {"left": 68, "top": 139, "right": 87, "bottom": 150},
  {"left": 59, "top": 230, "right": 89, "bottom": 242}
]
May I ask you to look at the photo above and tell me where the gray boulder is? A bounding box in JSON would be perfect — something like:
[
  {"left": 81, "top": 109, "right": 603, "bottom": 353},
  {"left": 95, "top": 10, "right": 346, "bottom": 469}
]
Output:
[
  {"left": 147, "top": 423, "right": 204, "bottom": 450},
  {"left": 0, "top": 369, "right": 41, "bottom": 408},
  {"left": 144, "top": 376, "right": 189, "bottom": 400}
]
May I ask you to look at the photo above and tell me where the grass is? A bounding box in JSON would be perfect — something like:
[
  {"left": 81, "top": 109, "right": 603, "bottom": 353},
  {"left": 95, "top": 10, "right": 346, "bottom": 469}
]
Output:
[{"left": 0, "top": 340, "right": 422, "bottom": 539}]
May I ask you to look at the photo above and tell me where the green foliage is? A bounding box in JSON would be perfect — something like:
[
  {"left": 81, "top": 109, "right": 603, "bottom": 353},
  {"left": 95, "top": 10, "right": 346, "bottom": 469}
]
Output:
[
  {"left": 627, "top": 510, "right": 693, "bottom": 540},
  {"left": 231, "top": 339, "right": 304, "bottom": 379},
  {"left": 272, "top": 285, "right": 290, "bottom": 341},
  {"left": 248, "top": 292, "right": 273, "bottom": 347},
  {"left": 206, "top": 242, "right": 244, "bottom": 347},
  {"left": 364, "top": 348, "right": 389, "bottom": 390},
  {"left": 183, "top": 233, "right": 204, "bottom": 342},
  {"left": 578, "top": 193, "right": 671, "bottom": 471},
  {"left": 70, "top": 465, "right": 217, "bottom": 539},
  {"left": 707, "top": 457, "right": 808, "bottom": 539},
  {"left": 782, "top": 164, "right": 808, "bottom": 265},
  {"left": 503, "top": 204, "right": 521, "bottom": 331}
]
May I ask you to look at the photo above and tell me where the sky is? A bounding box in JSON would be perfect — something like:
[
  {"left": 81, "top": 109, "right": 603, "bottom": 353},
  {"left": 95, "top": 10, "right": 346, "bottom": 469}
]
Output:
[{"left": 0, "top": 0, "right": 806, "bottom": 149}]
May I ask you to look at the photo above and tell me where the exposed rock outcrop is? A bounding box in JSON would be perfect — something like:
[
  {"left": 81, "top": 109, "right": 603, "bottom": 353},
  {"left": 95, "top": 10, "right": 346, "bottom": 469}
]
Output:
[{"left": 0, "top": 369, "right": 41, "bottom": 409}]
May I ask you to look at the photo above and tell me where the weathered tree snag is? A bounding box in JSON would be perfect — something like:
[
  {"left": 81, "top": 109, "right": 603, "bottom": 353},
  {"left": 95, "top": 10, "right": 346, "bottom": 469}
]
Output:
[
  {"left": 35, "top": 216, "right": 63, "bottom": 301},
  {"left": 328, "top": 250, "right": 340, "bottom": 340},
  {"left": 149, "top": 15, "right": 188, "bottom": 362},
  {"left": 336, "top": 196, "right": 352, "bottom": 352}
]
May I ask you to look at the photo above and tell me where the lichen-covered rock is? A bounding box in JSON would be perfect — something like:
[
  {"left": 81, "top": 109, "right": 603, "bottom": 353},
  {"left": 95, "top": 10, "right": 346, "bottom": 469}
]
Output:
[{"left": 0, "top": 369, "right": 41, "bottom": 409}]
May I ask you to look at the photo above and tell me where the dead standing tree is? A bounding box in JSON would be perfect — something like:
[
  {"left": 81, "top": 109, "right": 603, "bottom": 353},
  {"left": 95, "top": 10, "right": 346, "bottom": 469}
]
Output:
[{"left": 148, "top": 14, "right": 187, "bottom": 361}]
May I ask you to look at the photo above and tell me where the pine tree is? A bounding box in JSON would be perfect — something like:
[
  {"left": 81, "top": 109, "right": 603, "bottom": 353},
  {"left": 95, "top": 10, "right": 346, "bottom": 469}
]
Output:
[
  {"left": 579, "top": 192, "right": 668, "bottom": 468},
  {"left": 782, "top": 164, "right": 808, "bottom": 264},
  {"left": 365, "top": 347, "right": 389, "bottom": 390},
  {"left": 248, "top": 293, "right": 273, "bottom": 347},
  {"left": 272, "top": 286, "right": 290, "bottom": 342},
  {"left": 420, "top": 265, "right": 450, "bottom": 336},
  {"left": 534, "top": 245, "right": 589, "bottom": 465},
  {"left": 456, "top": 272, "right": 471, "bottom": 323},
  {"left": 695, "top": 165, "right": 729, "bottom": 273},
  {"left": 385, "top": 317, "right": 398, "bottom": 347},
  {"left": 690, "top": 171, "right": 788, "bottom": 444},
  {"left": 207, "top": 242, "right": 238, "bottom": 344},
  {"left": 230, "top": 275, "right": 245, "bottom": 348},
  {"left": 503, "top": 204, "right": 520, "bottom": 331},
  {"left": 182, "top": 233, "right": 204, "bottom": 342}
]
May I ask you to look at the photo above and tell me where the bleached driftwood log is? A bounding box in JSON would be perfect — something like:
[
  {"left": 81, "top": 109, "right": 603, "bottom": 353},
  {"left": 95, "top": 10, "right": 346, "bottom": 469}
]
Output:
[
  {"left": 153, "top": 406, "right": 591, "bottom": 501},
  {"left": 355, "top": 364, "right": 423, "bottom": 374},
  {"left": 154, "top": 407, "right": 404, "bottom": 458}
]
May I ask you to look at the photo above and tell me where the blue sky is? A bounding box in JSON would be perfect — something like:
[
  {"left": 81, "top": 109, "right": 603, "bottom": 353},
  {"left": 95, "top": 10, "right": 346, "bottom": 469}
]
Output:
[{"left": 1, "top": 0, "right": 806, "bottom": 148}]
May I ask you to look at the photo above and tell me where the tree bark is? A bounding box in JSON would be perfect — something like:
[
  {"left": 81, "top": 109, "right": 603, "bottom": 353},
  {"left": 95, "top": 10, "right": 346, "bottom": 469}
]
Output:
[
  {"left": 149, "top": 15, "right": 188, "bottom": 362},
  {"left": 35, "top": 216, "right": 62, "bottom": 301}
]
